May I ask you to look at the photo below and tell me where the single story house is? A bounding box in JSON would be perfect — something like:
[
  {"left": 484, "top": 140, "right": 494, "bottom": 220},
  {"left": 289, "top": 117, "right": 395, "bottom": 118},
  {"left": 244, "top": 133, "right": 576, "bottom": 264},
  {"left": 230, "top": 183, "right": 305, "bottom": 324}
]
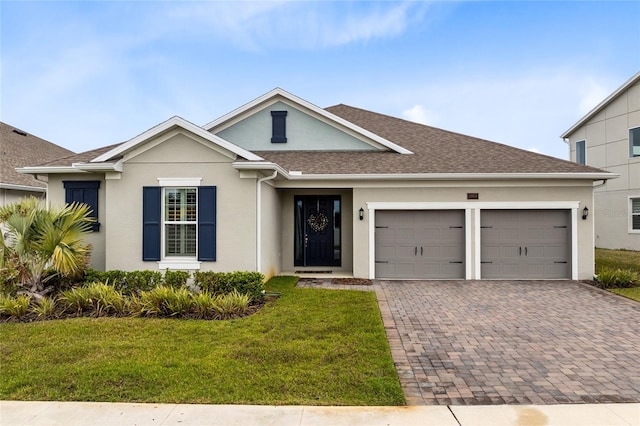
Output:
[{"left": 19, "top": 89, "right": 614, "bottom": 280}]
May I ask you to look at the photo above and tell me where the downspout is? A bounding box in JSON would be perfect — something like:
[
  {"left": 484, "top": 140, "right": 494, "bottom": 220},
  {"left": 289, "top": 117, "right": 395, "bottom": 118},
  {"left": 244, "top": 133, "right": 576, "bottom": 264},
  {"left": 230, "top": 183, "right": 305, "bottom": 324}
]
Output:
[
  {"left": 33, "top": 174, "right": 49, "bottom": 206},
  {"left": 256, "top": 170, "right": 278, "bottom": 273}
]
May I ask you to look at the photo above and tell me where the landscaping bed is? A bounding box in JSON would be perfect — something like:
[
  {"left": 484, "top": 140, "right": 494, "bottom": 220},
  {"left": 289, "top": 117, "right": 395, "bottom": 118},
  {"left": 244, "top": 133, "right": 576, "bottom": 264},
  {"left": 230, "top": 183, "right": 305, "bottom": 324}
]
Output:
[
  {"left": 0, "top": 276, "right": 405, "bottom": 406},
  {"left": 592, "top": 248, "right": 640, "bottom": 302}
]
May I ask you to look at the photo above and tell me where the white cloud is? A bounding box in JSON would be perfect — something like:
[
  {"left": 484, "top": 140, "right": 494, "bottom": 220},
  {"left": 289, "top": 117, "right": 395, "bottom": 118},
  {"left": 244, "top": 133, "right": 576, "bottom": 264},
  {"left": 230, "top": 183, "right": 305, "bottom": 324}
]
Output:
[
  {"left": 161, "top": 1, "right": 428, "bottom": 50},
  {"left": 577, "top": 79, "right": 612, "bottom": 115},
  {"left": 527, "top": 147, "right": 542, "bottom": 154},
  {"left": 402, "top": 104, "right": 439, "bottom": 125}
]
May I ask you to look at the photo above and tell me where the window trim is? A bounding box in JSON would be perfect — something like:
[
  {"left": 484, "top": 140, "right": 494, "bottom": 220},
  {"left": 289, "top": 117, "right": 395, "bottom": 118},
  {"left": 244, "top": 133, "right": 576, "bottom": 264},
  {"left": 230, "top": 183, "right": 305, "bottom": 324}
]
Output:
[
  {"left": 143, "top": 178, "right": 213, "bottom": 270},
  {"left": 163, "top": 188, "right": 198, "bottom": 259},
  {"left": 630, "top": 127, "right": 640, "bottom": 158},
  {"left": 629, "top": 196, "right": 640, "bottom": 234},
  {"left": 159, "top": 181, "right": 200, "bottom": 270},
  {"left": 575, "top": 140, "right": 586, "bottom": 164}
]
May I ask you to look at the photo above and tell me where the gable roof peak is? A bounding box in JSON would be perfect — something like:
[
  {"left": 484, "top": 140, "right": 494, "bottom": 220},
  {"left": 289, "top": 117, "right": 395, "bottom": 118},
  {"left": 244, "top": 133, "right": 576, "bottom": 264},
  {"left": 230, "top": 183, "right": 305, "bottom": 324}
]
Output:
[
  {"left": 90, "top": 115, "right": 263, "bottom": 163},
  {"left": 561, "top": 70, "right": 640, "bottom": 138},
  {"left": 204, "top": 89, "right": 413, "bottom": 155}
]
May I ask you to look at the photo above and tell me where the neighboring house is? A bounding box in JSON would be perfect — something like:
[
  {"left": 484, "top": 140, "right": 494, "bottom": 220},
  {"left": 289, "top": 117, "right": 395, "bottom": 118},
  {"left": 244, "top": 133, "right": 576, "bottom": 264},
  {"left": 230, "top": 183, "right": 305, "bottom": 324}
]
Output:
[
  {"left": 1, "top": 122, "right": 75, "bottom": 205},
  {"left": 19, "top": 89, "right": 613, "bottom": 279},
  {"left": 561, "top": 72, "right": 640, "bottom": 251}
]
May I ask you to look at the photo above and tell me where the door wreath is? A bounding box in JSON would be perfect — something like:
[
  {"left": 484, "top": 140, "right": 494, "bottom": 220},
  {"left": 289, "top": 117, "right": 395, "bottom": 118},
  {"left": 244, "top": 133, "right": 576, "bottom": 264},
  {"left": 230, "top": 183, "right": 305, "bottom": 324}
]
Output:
[{"left": 307, "top": 212, "right": 329, "bottom": 232}]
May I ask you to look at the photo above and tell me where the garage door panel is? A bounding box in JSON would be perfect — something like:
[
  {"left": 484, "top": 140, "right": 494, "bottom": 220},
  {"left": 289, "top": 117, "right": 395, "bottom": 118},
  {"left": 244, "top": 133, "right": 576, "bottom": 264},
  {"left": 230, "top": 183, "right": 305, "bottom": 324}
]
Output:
[
  {"left": 375, "top": 210, "right": 465, "bottom": 279},
  {"left": 481, "top": 210, "right": 571, "bottom": 279}
]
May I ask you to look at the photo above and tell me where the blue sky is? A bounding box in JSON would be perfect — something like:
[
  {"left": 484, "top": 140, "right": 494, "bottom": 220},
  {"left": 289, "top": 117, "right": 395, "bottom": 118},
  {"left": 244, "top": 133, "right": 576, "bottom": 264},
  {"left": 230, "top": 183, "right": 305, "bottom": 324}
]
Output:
[{"left": 2, "top": 1, "right": 639, "bottom": 160}]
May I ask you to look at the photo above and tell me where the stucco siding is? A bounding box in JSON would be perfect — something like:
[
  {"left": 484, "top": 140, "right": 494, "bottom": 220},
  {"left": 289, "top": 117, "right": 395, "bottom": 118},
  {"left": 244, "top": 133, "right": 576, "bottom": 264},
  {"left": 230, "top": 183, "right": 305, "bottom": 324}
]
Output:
[
  {"left": 594, "top": 190, "right": 640, "bottom": 250},
  {"left": 566, "top": 78, "right": 640, "bottom": 250},
  {"left": 0, "top": 189, "right": 45, "bottom": 206},
  {"left": 259, "top": 181, "right": 281, "bottom": 279},
  {"left": 215, "top": 101, "right": 377, "bottom": 152},
  {"left": 103, "top": 132, "right": 258, "bottom": 272}
]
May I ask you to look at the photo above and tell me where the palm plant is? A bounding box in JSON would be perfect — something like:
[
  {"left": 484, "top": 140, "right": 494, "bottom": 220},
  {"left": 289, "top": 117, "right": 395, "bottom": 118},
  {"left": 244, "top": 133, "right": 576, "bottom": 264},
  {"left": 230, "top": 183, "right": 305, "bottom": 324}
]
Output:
[{"left": 0, "top": 197, "right": 94, "bottom": 299}]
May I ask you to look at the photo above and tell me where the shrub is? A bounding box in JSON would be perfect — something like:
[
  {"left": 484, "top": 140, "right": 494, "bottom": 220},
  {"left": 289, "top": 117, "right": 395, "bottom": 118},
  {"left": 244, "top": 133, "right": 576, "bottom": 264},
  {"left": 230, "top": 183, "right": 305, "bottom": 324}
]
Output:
[
  {"left": 31, "top": 297, "right": 57, "bottom": 319},
  {"left": 192, "top": 292, "right": 218, "bottom": 319},
  {"left": 59, "top": 282, "right": 127, "bottom": 316},
  {"left": 135, "top": 286, "right": 192, "bottom": 317},
  {"left": 193, "top": 271, "right": 264, "bottom": 299},
  {"left": 0, "top": 294, "right": 31, "bottom": 319},
  {"left": 0, "top": 268, "right": 20, "bottom": 296},
  {"left": 88, "top": 282, "right": 128, "bottom": 316},
  {"left": 84, "top": 270, "right": 162, "bottom": 295},
  {"left": 163, "top": 270, "right": 190, "bottom": 289},
  {"left": 213, "top": 290, "right": 251, "bottom": 319},
  {"left": 124, "top": 270, "right": 162, "bottom": 294},
  {"left": 596, "top": 268, "right": 640, "bottom": 289},
  {"left": 59, "top": 286, "right": 94, "bottom": 315},
  {"left": 0, "top": 197, "right": 93, "bottom": 298}
]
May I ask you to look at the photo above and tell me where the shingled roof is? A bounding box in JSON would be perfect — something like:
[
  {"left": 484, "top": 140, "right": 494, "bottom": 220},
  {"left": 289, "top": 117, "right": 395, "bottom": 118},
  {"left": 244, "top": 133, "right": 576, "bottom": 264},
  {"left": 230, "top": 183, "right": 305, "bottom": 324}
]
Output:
[
  {"left": 21, "top": 104, "right": 607, "bottom": 177},
  {"left": 1, "top": 122, "right": 75, "bottom": 188},
  {"left": 250, "top": 104, "right": 607, "bottom": 175}
]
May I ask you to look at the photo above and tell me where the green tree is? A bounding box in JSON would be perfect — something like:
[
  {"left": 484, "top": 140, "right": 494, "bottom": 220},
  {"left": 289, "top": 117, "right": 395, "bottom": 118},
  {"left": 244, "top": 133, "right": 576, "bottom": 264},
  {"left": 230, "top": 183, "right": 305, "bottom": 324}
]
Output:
[{"left": 0, "top": 197, "right": 94, "bottom": 298}]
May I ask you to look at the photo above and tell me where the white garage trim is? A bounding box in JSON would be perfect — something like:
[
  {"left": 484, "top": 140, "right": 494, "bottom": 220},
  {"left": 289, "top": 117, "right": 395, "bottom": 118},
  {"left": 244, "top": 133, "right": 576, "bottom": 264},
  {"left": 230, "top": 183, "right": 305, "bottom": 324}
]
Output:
[{"left": 367, "top": 201, "right": 580, "bottom": 280}]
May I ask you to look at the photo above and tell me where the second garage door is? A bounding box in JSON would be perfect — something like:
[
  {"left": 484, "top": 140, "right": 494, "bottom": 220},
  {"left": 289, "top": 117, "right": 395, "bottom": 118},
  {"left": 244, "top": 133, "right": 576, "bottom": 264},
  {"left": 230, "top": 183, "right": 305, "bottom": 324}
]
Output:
[
  {"left": 375, "top": 210, "right": 465, "bottom": 279},
  {"left": 481, "top": 209, "right": 571, "bottom": 279}
]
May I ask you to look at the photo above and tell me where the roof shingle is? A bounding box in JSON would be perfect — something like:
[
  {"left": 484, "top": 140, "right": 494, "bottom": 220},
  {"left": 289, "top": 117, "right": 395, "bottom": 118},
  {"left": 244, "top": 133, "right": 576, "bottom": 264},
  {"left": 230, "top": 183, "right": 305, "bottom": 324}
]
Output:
[
  {"left": 249, "top": 104, "right": 607, "bottom": 175},
  {"left": 0, "top": 122, "right": 75, "bottom": 188},
  {"left": 17, "top": 104, "right": 608, "bottom": 177}
]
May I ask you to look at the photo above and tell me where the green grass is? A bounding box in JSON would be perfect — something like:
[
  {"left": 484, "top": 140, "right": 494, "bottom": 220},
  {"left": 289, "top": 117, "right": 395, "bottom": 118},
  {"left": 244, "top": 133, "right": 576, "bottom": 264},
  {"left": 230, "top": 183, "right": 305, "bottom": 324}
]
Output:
[
  {"left": 595, "top": 248, "right": 640, "bottom": 302},
  {"left": 610, "top": 287, "right": 640, "bottom": 303},
  {"left": 595, "top": 248, "right": 640, "bottom": 274},
  {"left": 0, "top": 276, "right": 404, "bottom": 406}
]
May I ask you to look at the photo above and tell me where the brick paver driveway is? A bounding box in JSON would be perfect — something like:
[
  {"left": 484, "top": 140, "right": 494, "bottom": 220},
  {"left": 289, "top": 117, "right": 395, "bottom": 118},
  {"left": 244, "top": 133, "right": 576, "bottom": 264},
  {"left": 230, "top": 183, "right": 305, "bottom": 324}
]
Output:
[{"left": 375, "top": 280, "right": 640, "bottom": 405}]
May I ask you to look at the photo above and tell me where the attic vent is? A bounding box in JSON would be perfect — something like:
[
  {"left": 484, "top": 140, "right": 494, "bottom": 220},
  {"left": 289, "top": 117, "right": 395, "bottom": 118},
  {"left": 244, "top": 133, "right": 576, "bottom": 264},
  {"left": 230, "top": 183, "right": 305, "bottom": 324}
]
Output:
[
  {"left": 271, "top": 111, "right": 287, "bottom": 143},
  {"left": 12, "top": 129, "right": 27, "bottom": 136}
]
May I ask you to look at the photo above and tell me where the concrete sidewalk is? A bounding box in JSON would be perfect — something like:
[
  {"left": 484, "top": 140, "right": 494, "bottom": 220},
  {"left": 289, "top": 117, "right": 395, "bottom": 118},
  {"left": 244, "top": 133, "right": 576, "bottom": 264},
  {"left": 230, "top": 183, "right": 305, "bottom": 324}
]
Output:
[{"left": 1, "top": 401, "right": 638, "bottom": 426}]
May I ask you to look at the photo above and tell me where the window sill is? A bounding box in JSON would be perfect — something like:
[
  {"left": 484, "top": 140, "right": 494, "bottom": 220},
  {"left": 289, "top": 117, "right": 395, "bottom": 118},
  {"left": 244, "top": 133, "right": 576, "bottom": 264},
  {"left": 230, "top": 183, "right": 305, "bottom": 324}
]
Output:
[{"left": 158, "top": 260, "right": 201, "bottom": 270}]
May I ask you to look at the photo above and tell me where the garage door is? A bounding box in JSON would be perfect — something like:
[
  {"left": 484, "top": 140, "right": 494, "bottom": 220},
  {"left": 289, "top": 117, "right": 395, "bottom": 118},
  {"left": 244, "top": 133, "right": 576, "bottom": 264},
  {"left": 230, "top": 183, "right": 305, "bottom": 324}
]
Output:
[
  {"left": 375, "top": 210, "right": 465, "bottom": 279},
  {"left": 481, "top": 210, "right": 571, "bottom": 279}
]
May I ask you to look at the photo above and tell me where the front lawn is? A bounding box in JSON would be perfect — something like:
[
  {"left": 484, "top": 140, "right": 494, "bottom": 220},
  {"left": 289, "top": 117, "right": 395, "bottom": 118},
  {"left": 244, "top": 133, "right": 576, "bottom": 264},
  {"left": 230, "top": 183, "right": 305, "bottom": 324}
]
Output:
[
  {"left": 0, "top": 276, "right": 404, "bottom": 406},
  {"left": 595, "top": 248, "right": 640, "bottom": 302},
  {"left": 610, "top": 287, "right": 640, "bottom": 303},
  {"left": 595, "top": 248, "right": 640, "bottom": 274}
]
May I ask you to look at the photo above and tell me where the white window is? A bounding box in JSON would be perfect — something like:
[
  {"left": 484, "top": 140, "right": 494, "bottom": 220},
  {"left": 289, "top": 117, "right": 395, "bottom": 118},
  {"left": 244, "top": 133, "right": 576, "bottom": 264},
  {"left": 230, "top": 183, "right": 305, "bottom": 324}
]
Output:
[
  {"left": 164, "top": 188, "right": 197, "bottom": 257},
  {"left": 576, "top": 140, "right": 586, "bottom": 164},
  {"left": 631, "top": 197, "right": 640, "bottom": 232},
  {"left": 631, "top": 127, "right": 640, "bottom": 158}
]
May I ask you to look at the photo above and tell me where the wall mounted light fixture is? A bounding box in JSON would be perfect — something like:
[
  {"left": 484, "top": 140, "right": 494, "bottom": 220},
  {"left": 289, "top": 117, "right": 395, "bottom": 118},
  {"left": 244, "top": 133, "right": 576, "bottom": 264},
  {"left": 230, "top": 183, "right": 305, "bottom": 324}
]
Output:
[
  {"left": 359, "top": 208, "right": 364, "bottom": 221},
  {"left": 582, "top": 206, "right": 589, "bottom": 220}
]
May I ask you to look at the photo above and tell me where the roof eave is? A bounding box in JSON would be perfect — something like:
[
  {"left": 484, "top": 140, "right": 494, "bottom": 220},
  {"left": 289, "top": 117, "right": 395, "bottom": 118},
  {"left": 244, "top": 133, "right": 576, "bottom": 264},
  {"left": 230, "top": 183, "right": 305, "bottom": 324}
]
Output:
[
  {"left": 17, "top": 161, "right": 123, "bottom": 175},
  {"left": 90, "top": 116, "right": 264, "bottom": 163},
  {"left": 0, "top": 183, "right": 46, "bottom": 192},
  {"left": 232, "top": 161, "right": 290, "bottom": 178},
  {"left": 276, "top": 172, "right": 618, "bottom": 181}
]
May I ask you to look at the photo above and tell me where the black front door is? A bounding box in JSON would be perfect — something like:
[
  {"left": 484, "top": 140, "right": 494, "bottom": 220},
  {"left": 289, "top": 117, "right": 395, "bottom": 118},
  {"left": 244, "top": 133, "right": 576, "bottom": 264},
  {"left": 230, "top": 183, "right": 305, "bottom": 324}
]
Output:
[{"left": 294, "top": 195, "right": 341, "bottom": 267}]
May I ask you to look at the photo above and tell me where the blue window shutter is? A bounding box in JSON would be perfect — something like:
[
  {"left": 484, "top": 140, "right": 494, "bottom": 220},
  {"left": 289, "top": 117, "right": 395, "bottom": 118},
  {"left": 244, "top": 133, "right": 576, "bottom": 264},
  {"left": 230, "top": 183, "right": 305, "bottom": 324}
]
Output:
[
  {"left": 271, "top": 111, "right": 287, "bottom": 143},
  {"left": 142, "top": 187, "right": 161, "bottom": 261},
  {"left": 198, "top": 186, "right": 216, "bottom": 261},
  {"left": 63, "top": 180, "right": 100, "bottom": 232}
]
